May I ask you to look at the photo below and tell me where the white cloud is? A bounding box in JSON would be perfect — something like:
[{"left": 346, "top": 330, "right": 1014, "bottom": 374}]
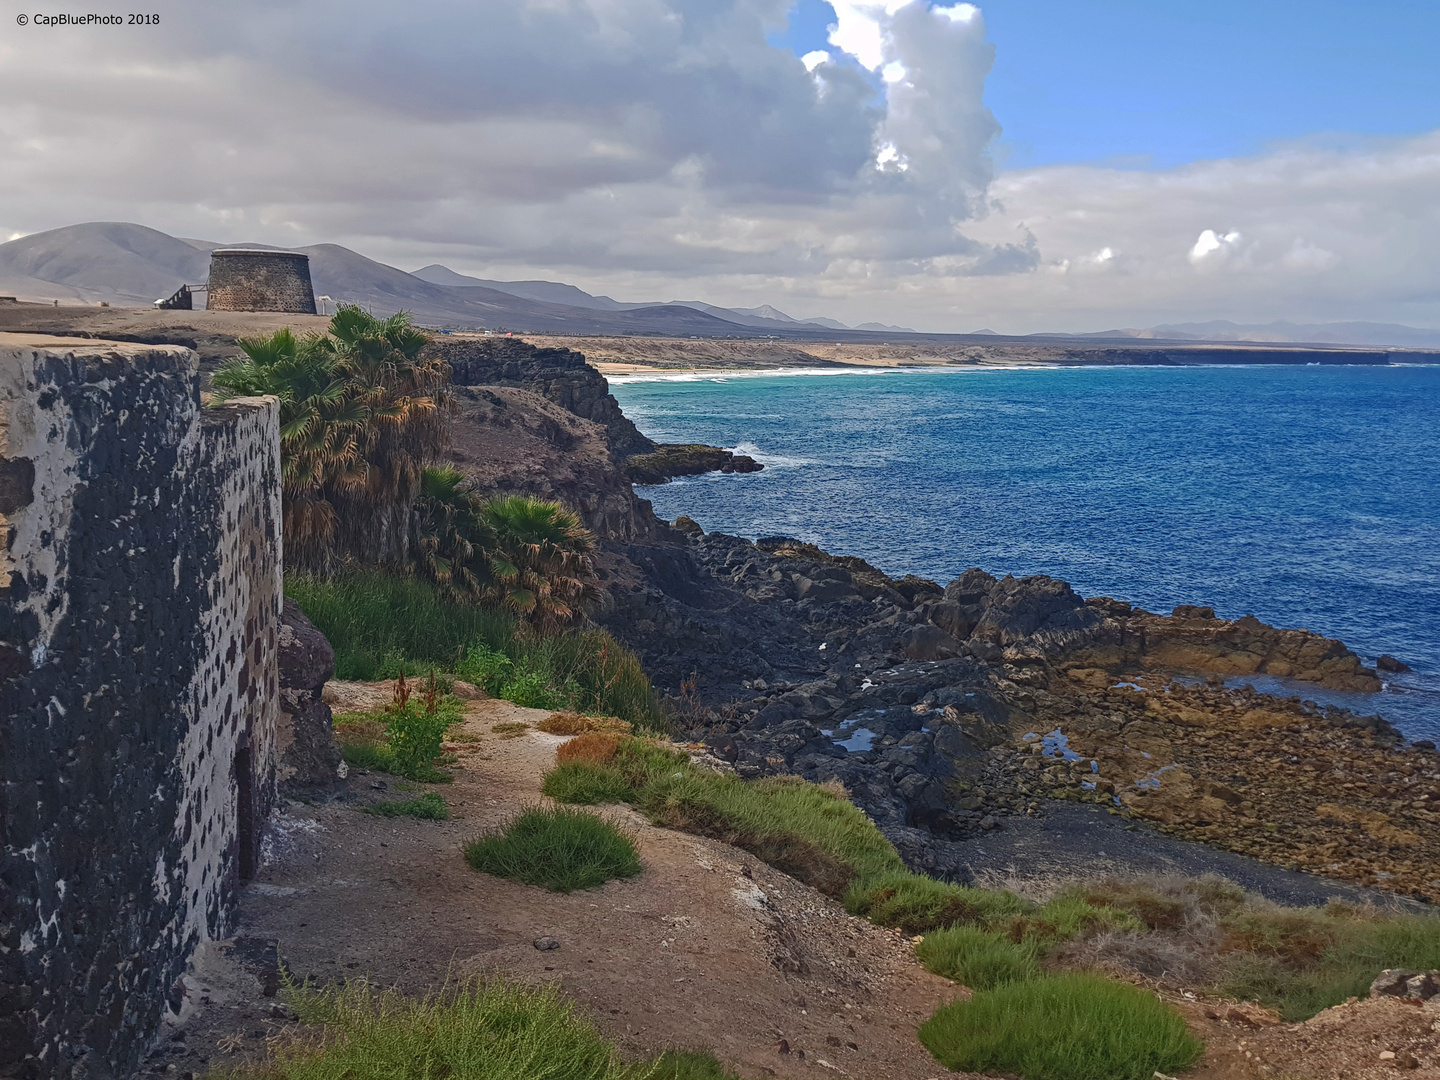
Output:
[
  {"left": 942, "top": 131, "right": 1440, "bottom": 330},
  {"left": 0, "top": 1, "right": 1435, "bottom": 333},
  {"left": 1189, "top": 228, "right": 1241, "bottom": 263}
]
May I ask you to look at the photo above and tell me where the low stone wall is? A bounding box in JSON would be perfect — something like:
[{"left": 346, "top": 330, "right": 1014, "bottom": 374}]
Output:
[{"left": 0, "top": 334, "right": 281, "bottom": 1079}]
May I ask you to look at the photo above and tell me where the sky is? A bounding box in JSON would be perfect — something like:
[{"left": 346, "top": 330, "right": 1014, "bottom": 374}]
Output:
[{"left": 1, "top": 0, "right": 1438, "bottom": 333}]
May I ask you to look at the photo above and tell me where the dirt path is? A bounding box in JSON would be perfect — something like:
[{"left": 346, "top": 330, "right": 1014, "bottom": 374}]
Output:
[
  {"left": 151, "top": 697, "right": 962, "bottom": 1079},
  {"left": 144, "top": 693, "right": 1440, "bottom": 1080}
]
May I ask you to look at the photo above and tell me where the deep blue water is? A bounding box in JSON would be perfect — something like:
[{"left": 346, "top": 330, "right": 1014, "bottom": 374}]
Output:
[{"left": 609, "top": 364, "right": 1440, "bottom": 743}]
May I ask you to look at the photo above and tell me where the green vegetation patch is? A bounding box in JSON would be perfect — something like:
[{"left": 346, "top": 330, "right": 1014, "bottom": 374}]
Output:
[
  {"left": 542, "top": 761, "right": 635, "bottom": 806},
  {"left": 225, "top": 976, "right": 741, "bottom": 1080},
  {"left": 331, "top": 689, "right": 465, "bottom": 784},
  {"left": 288, "top": 572, "right": 662, "bottom": 728},
  {"left": 915, "top": 925, "right": 1039, "bottom": 990},
  {"left": 464, "top": 807, "right": 642, "bottom": 892},
  {"left": 544, "top": 742, "right": 903, "bottom": 898},
  {"left": 1216, "top": 899, "right": 1440, "bottom": 1021},
  {"left": 845, "top": 871, "right": 1027, "bottom": 935},
  {"left": 918, "top": 973, "right": 1204, "bottom": 1080},
  {"left": 364, "top": 793, "right": 449, "bottom": 821}
]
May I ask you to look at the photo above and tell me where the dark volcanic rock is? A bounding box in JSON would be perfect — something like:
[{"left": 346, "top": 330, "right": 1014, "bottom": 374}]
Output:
[
  {"left": 277, "top": 600, "right": 343, "bottom": 790},
  {"left": 279, "top": 598, "right": 334, "bottom": 693},
  {"left": 625, "top": 444, "right": 764, "bottom": 485}
]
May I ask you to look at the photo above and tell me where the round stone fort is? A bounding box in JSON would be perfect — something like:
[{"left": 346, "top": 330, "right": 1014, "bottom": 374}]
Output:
[{"left": 206, "top": 249, "right": 317, "bottom": 314}]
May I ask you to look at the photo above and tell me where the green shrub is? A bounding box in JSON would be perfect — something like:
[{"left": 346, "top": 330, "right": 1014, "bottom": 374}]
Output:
[
  {"left": 364, "top": 793, "right": 449, "bottom": 820},
  {"left": 543, "top": 740, "right": 906, "bottom": 898},
  {"left": 223, "top": 976, "right": 740, "bottom": 1080},
  {"left": 918, "top": 973, "right": 1203, "bottom": 1080},
  {"left": 465, "top": 807, "right": 642, "bottom": 892},
  {"left": 1007, "top": 892, "right": 1147, "bottom": 948},
  {"left": 385, "top": 700, "right": 460, "bottom": 778},
  {"left": 916, "top": 926, "right": 1039, "bottom": 989},
  {"left": 339, "top": 741, "right": 393, "bottom": 773},
  {"left": 455, "top": 643, "right": 515, "bottom": 695},
  {"left": 542, "top": 761, "right": 634, "bottom": 805},
  {"left": 1217, "top": 903, "right": 1440, "bottom": 1020},
  {"left": 845, "top": 871, "right": 1026, "bottom": 935},
  {"left": 289, "top": 573, "right": 663, "bottom": 728}
]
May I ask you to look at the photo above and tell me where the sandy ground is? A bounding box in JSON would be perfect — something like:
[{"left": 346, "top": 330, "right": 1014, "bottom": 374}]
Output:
[{"left": 146, "top": 696, "right": 962, "bottom": 1079}]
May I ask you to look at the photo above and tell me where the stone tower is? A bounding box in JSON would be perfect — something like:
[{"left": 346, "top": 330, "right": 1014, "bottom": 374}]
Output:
[{"left": 206, "top": 249, "right": 318, "bottom": 314}]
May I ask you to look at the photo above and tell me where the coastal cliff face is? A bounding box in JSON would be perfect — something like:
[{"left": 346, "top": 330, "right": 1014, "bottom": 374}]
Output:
[
  {"left": 427, "top": 334, "right": 656, "bottom": 459},
  {"left": 443, "top": 384, "right": 661, "bottom": 542}
]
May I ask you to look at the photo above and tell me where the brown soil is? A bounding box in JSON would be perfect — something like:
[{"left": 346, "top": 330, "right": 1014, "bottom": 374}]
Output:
[
  {"left": 1179, "top": 994, "right": 1440, "bottom": 1079},
  {"left": 150, "top": 695, "right": 962, "bottom": 1079}
]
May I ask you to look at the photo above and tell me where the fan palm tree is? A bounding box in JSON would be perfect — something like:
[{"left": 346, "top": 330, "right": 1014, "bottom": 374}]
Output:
[
  {"left": 481, "top": 495, "right": 600, "bottom": 631},
  {"left": 320, "top": 306, "right": 451, "bottom": 566},
  {"left": 212, "top": 327, "right": 370, "bottom": 573},
  {"left": 414, "top": 466, "right": 491, "bottom": 596}
]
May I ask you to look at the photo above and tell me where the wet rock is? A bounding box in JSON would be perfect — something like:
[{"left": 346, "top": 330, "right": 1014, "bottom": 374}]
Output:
[
  {"left": 1377, "top": 654, "right": 1413, "bottom": 674},
  {"left": 626, "top": 444, "right": 764, "bottom": 485}
]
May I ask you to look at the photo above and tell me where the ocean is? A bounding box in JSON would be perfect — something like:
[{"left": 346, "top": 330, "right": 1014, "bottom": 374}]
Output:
[{"left": 608, "top": 363, "right": 1440, "bottom": 744}]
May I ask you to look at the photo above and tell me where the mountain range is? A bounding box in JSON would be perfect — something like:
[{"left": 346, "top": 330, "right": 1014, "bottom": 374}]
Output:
[
  {"left": 2, "top": 222, "right": 1437, "bottom": 346},
  {"left": 0, "top": 222, "right": 911, "bottom": 337}
]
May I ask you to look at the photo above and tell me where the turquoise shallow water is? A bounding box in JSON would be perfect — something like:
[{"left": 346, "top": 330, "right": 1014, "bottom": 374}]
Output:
[{"left": 609, "top": 364, "right": 1440, "bottom": 743}]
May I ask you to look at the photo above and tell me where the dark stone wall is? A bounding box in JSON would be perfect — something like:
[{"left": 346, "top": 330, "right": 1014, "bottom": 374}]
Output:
[
  {"left": 427, "top": 335, "right": 656, "bottom": 459},
  {"left": 206, "top": 250, "right": 317, "bottom": 315},
  {"left": 0, "top": 336, "right": 280, "bottom": 1079}
]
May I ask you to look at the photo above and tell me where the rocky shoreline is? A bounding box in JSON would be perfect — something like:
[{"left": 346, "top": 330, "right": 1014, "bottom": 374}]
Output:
[
  {"left": 594, "top": 528, "right": 1437, "bottom": 900},
  {"left": 417, "top": 332, "right": 1437, "bottom": 905}
]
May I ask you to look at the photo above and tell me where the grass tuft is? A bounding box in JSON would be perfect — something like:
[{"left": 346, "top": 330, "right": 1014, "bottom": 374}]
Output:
[
  {"left": 542, "top": 762, "right": 634, "bottom": 805},
  {"left": 845, "top": 871, "right": 1026, "bottom": 935},
  {"left": 915, "top": 925, "right": 1039, "bottom": 989},
  {"left": 216, "top": 975, "right": 743, "bottom": 1080},
  {"left": 464, "top": 806, "right": 642, "bottom": 892},
  {"left": 918, "top": 972, "right": 1204, "bottom": 1080},
  {"left": 364, "top": 793, "right": 449, "bottom": 820}
]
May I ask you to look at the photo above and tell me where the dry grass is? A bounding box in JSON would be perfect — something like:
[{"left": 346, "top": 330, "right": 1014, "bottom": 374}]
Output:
[
  {"left": 557, "top": 732, "right": 622, "bottom": 765},
  {"left": 539, "top": 711, "right": 633, "bottom": 736},
  {"left": 491, "top": 722, "right": 530, "bottom": 739}
]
